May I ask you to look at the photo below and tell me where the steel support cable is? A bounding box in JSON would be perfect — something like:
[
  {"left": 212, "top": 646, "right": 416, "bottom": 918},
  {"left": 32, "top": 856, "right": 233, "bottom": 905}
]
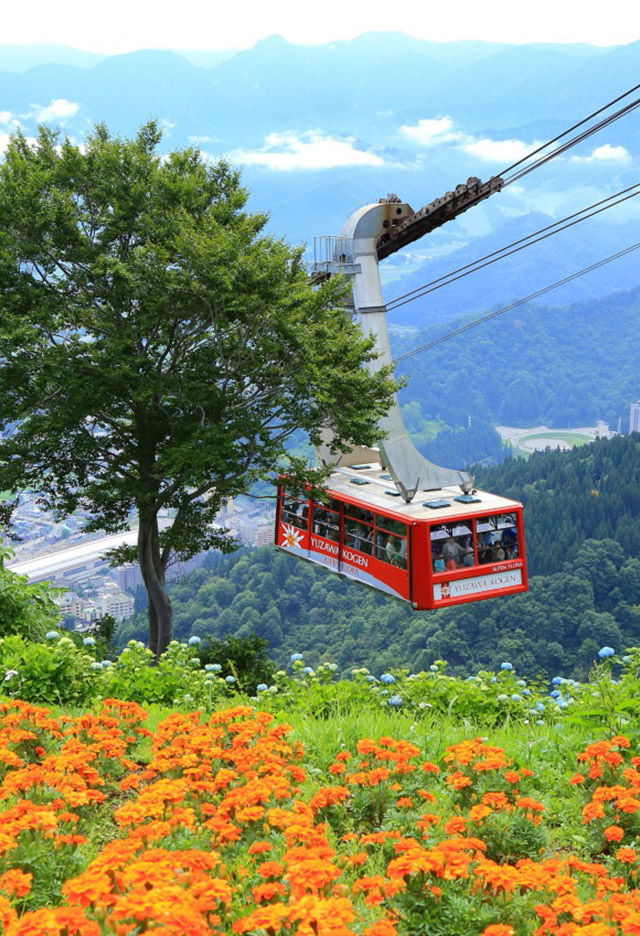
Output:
[
  {"left": 498, "top": 80, "right": 640, "bottom": 178},
  {"left": 502, "top": 97, "right": 640, "bottom": 186},
  {"left": 386, "top": 182, "right": 640, "bottom": 311},
  {"left": 393, "top": 241, "right": 640, "bottom": 365}
]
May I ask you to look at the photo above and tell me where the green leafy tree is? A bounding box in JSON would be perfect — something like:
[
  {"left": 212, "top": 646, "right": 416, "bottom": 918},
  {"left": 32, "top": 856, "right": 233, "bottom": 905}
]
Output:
[
  {"left": 0, "top": 542, "right": 60, "bottom": 641},
  {"left": 0, "top": 122, "right": 396, "bottom": 659}
]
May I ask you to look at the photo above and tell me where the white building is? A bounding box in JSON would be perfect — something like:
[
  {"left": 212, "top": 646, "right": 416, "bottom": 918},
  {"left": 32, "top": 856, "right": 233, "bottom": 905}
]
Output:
[
  {"left": 100, "top": 589, "right": 135, "bottom": 621},
  {"left": 630, "top": 402, "right": 640, "bottom": 433},
  {"left": 256, "top": 522, "right": 275, "bottom": 547}
]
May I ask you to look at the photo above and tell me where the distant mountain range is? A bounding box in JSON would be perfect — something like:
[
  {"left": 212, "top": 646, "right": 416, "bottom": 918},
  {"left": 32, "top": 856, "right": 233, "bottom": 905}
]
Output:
[{"left": 0, "top": 34, "right": 638, "bottom": 322}]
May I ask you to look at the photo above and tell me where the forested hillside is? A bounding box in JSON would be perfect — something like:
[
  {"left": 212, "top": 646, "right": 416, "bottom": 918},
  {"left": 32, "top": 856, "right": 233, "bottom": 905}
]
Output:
[
  {"left": 396, "top": 288, "right": 640, "bottom": 466},
  {"left": 116, "top": 433, "right": 640, "bottom": 679}
]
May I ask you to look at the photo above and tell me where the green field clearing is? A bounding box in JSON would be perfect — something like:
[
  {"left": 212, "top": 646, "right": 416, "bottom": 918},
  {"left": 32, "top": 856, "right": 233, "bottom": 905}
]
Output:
[
  {"left": 511, "top": 430, "right": 593, "bottom": 458},
  {"left": 521, "top": 430, "right": 592, "bottom": 446}
]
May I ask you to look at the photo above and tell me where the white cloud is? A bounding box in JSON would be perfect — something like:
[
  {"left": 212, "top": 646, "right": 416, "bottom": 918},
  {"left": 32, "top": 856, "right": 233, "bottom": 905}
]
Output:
[
  {"left": 399, "top": 116, "right": 464, "bottom": 147},
  {"left": 0, "top": 111, "right": 12, "bottom": 125},
  {"left": 230, "top": 130, "right": 385, "bottom": 171},
  {"left": 570, "top": 144, "right": 631, "bottom": 164},
  {"left": 461, "top": 137, "right": 539, "bottom": 163},
  {"left": 32, "top": 98, "right": 80, "bottom": 124},
  {"left": 398, "top": 115, "right": 539, "bottom": 166},
  {"left": 189, "top": 134, "right": 217, "bottom": 145}
]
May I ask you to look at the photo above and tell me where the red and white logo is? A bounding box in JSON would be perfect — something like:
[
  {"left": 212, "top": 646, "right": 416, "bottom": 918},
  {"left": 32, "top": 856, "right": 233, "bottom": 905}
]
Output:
[
  {"left": 440, "top": 582, "right": 451, "bottom": 599},
  {"left": 280, "top": 523, "right": 304, "bottom": 549}
]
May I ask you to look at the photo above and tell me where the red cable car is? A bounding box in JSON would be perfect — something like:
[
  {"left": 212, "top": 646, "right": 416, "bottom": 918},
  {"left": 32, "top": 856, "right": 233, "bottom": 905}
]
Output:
[
  {"left": 276, "top": 185, "right": 528, "bottom": 609},
  {"left": 275, "top": 462, "right": 527, "bottom": 609}
]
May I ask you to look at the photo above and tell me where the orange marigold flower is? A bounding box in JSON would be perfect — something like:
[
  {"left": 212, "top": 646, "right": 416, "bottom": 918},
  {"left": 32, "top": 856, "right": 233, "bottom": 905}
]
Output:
[
  {"left": 232, "top": 903, "right": 289, "bottom": 933},
  {"left": 363, "top": 916, "right": 398, "bottom": 936},
  {"left": 395, "top": 797, "right": 412, "bottom": 808},
  {"left": 0, "top": 869, "right": 32, "bottom": 897},
  {"left": 335, "top": 750, "right": 351, "bottom": 761},
  {"left": 611, "top": 736, "right": 631, "bottom": 748},
  {"left": 504, "top": 771, "right": 520, "bottom": 784},
  {"left": 469, "top": 804, "right": 492, "bottom": 822},
  {"left": 444, "top": 817, "right": 468, "bottom": 835},
  {"left": 248, "top": 841, "right": 272, "bottom": 855},
  {"left": 515, "top": 797, "right": 544, "bottom": 813},
  {"left": 417, "top": 789, "right": 435, "bottom": 802},
  {"left": 416, "top": 814, "right": 440, "bottom": 831},
  {"left": 569, "top": 773, "right": 586, "bottom": 785},
  {"left": 604, "top": 825, "right": 624, "bottom": 842},
  {"left": 252, "top": 881, "right": 287, "bottom": 902},
  {"left": 446, "top": 772, "right": 472, "bottom": 790},
  {"left": 616, "top": 847, "right": 637, "bottom": 863},
  {"left": 346, "top": 852, "right": 368, "bottom": 867},
  {"left": 481, "top": 926, "right": 514, "bottom": 936},
  {"left": 420, "top": 762, "right": 440, "bottom": 774},
  {"left": 582, "top": 802, "right": 606, "bottom": 822},
  {"left": 482, "top": 792, "right": 511, "bottom": 810},
  {"left": 257, "top": 860, "right": 285, "bottom": 879}
]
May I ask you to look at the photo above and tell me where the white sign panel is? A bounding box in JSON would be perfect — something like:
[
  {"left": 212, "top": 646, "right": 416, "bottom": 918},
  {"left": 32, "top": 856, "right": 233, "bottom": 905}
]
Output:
[{"left": 433, "top": 569, "right": 522, "bottom": 602}]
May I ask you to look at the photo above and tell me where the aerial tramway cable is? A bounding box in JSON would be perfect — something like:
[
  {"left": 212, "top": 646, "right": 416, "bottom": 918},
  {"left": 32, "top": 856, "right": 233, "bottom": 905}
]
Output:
[
  {"left": 501, "top": 94, "right": 640, "bottom": 187},
  {"left": 393, "top": 241, "right": 640, "bottom": 365},
  {"left": 386, "top": 182, "right": 640, "bottom": 312},
  {"left": 385, "top": 81, "right": 640, "bottom": 310},
  {"left": 499, "top": 80, "right": 640, "bottom": 180}
]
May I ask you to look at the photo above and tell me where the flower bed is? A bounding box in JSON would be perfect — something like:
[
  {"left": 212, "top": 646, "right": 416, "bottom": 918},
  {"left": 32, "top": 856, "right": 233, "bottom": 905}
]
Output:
[{"left": 0, "top": 700, "right": 639, "bottom": 934}]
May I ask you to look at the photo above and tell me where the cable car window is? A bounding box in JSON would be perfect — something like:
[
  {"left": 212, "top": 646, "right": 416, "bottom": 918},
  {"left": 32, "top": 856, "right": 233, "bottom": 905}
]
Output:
[
  {"left": 376, "top": 515, "right": 407, "bottom": 537},
  {"left": 430, "top": 522, "right": 473, "bottom": 572},
  {"left": 344, "top": 518, "right": 374, "bottom": 555},
  {"left": 344, "top": 505, "right": 374, "bottom": 525},
  {"left": 475, "top": 514, "right": 519, "bottom": 564},
  {"left": 312, "top": 502, "right": 340, "bottom": 542},
  {"left": 374, "top": 531, "right": 407, "bottom": 569},
  {"left": 281, "top": 496, "right": 309, "bottom": 530}
]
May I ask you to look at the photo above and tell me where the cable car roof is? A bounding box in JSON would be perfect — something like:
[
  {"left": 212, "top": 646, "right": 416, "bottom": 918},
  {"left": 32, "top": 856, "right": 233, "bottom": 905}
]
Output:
[{"left": 324, "top": 462, "right": 521, "bottom": 522}]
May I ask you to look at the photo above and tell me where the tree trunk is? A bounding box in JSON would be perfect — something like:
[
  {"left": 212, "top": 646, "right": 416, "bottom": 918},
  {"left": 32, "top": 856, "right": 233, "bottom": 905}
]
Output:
[{"left": 138, "top": 512, "right": 173, "bottom": 661}]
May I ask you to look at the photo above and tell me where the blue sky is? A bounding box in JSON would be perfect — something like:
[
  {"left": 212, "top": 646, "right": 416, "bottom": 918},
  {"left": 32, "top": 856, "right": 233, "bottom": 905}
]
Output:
[{"left": 4, "top": 0, "right": 639, "bottom": 54}]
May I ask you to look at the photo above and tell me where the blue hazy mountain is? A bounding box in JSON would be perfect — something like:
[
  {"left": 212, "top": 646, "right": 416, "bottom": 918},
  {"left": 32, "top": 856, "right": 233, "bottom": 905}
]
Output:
[
  {"left": 0, "top": 43, "right": 107, "bottom": 72},
  {"left": 0, "top": 34, "right": 638, "bottom": 319}
]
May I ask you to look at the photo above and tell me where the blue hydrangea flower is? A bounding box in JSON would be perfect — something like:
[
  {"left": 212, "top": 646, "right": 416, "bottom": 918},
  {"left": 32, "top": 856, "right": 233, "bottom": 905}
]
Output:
[
  {"left": 45, "top": 631, "right": 59, "bottom": 640},
  {"left": 511, "top": 694, "right": 522, "bottom": 701},
  {"left": 290, "top": 653, "right": 304, "bottom": 663},
  {"left": 188, "top": 635, "right": 202, "bottom": 646},
  {"left": 83, "top": 636, "right": 96, "bottom": 646},
  {"left": 101, "top": 660, "right": 112, "bottom": 668},
  {"left": 551, "top": 676, "right": 563, "bottom": 685},
  {"left": 387, "top": 694, "right": 403, "bottom": 707},
  {"left": 500, "top": 662, "right": 513, "bottom": 671},
  {"left": 598, "top": 646, "right": 615, "bottom": 658},
  {"left": 302, "top": 666, "right": 315, "bottom": 675},
  {"left": 208, "top": 663, "right": 222, "bottom": 673},
  {"left": 256, "top": 683, "right": 268, "bottom": 692},
  {"left": 225, "top": 675, "right": 236, "bottom": 684},
  {"left": 366, "top": 675, "right": 377, "bottom": 682},
  {"left": 550, "top": 689, "right": 561, "bottom": 699},
  {"left": 380, "top": 673, "right": 395, "bottom": 684},
  {"left": 89, "top": 661, "right": 102, "bottom": 670}
]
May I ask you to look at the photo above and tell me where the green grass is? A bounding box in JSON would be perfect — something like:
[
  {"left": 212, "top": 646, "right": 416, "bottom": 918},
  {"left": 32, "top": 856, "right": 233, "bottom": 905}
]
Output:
[{"left": 520, "top": 431, "right": 592, "bottom": 446}]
